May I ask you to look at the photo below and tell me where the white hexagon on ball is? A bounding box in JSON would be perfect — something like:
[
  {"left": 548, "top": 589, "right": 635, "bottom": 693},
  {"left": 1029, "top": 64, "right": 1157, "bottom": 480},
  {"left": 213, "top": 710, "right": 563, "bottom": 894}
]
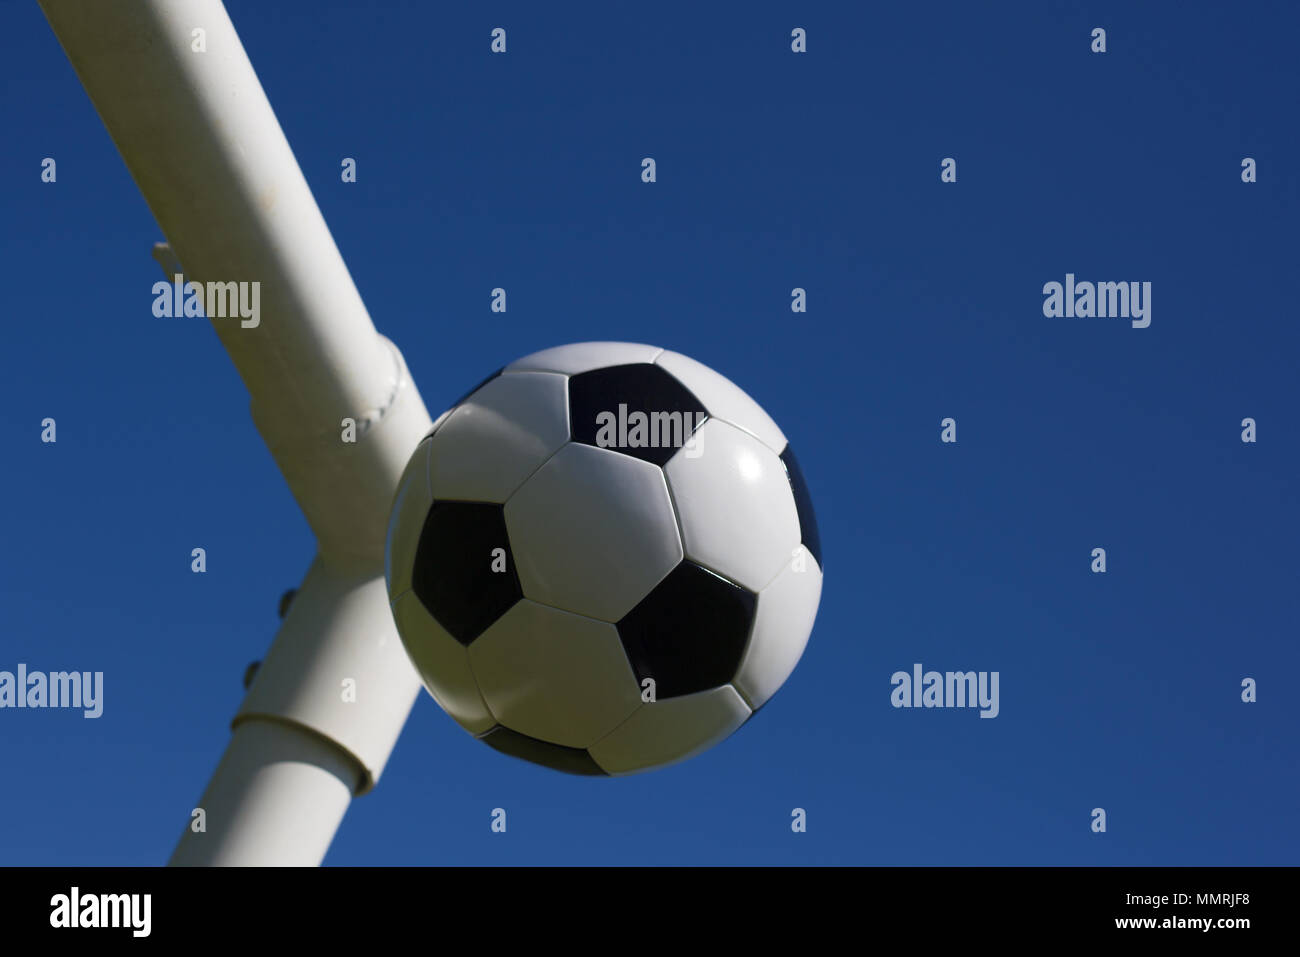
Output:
[
  {"left": 506, "top": 341, "right": 663, "bottom": 376},
  {"left": 428, "top": 371, "right": 569, "bottom": 503},
  {"left": 505, "top": 442, "right": 683, "bottom": 623},
  {"left": 589, "top": 685, "right": 752, "bottom": 775},
  {"left": 665, "top": 417, "right": 802, "bottom": 593},
  {"left": 390, "top": 591, "right": 495, "bottom": 736},
  {"left": 733, "top": 556, "right": 823, "bottom": 711},
  {"left": 655, "top": 348, "right": 786, "bottom": 454},
  {"left": 469, "top": 600, "right": 642, "bottom": 749}
]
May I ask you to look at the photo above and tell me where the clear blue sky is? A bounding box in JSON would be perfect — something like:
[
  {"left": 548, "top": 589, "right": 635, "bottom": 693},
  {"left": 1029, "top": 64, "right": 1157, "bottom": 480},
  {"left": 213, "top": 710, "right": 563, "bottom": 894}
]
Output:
[{"left": 1, "top": 0, "right": 1296, "bottom": 865}]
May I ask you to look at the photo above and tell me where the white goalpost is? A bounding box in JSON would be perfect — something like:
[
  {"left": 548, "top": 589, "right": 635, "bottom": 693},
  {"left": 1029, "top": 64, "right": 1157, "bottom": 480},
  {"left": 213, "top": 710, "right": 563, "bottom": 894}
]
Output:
[{"left": 38, "top": 0, "right": 433, "bottom": 865}]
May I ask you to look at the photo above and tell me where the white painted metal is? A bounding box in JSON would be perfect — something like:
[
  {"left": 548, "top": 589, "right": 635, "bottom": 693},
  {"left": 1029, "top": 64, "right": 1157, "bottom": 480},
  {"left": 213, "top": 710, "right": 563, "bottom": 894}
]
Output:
[
  {"left": 168, "top": 720, "right": 356, "bottom": 867},
  {"left": 38, "top": 0, "right": 431, "bottom": 864}
]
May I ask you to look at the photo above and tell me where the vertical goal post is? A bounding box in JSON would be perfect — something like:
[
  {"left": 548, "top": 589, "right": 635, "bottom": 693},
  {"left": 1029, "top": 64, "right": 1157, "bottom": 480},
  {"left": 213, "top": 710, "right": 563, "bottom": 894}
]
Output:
[{"left": 38, "top": 0, "right": 433, "bottom": 865}]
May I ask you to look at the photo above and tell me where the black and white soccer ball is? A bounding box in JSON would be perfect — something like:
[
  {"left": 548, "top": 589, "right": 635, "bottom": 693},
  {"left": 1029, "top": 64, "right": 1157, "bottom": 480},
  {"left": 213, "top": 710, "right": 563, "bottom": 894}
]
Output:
[{"left": 385, "top": 342, "right": 822, "bottom": 775}]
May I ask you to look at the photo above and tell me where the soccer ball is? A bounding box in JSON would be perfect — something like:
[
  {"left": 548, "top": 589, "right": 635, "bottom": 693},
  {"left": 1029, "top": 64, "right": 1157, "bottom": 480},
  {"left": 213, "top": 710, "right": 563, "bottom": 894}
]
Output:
[{"left": 384, "top": 342, "right": 822, "bottom": 775}]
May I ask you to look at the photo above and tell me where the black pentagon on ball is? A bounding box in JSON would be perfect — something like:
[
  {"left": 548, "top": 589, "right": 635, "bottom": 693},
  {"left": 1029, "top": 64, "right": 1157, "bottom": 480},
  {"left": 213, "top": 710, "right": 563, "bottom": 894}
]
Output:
[
  {"left": 568, "top": 363, "right": 709, "bottom": 467},
  {"left": 477, "top": 725, "right": 608, "bottom": 776},
  {"left": 616, "top": 561, "right": 757, "bottom": 700},
  {"left": 779, "top": 444, "right": 822, "bottom": 569},
  {"left": 412, "top": 501, "right": 522, "bottom": 646}
]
